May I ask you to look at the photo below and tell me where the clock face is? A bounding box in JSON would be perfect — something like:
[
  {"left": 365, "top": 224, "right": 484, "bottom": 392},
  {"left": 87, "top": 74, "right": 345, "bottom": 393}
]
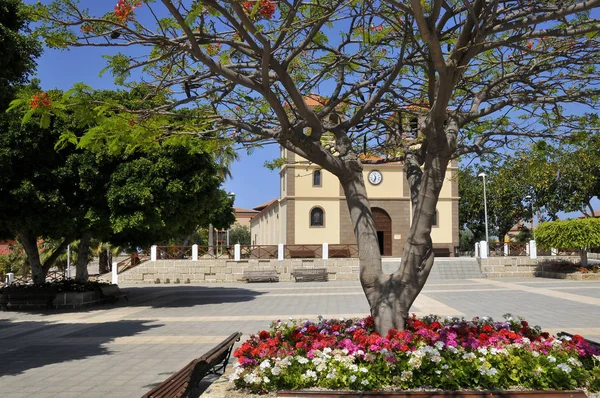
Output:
[{"left": 368, "top": 170, "right": 383, "bottom": 185}]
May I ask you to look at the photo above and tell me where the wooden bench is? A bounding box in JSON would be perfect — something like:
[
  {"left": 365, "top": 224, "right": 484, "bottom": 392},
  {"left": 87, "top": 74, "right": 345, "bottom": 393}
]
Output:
[
  {"left": 100, "top": 284, "right": 129, "bottom": 301},
  {"left": 292, "top": 268, "right": 328, "bottom": 282},
  {"left": 432, "top": 247, "right": 451, "bottom": 257},
  {"left": 289, "top": 249, "right": 316, "bottom": 258},
  {"left": 242, "top": 270, "right": 279, "bottom": 283},
  {"left": 0, "top": 288, "right": 56, "bottom": 310},
  {"left": 143, "top": 332, "right": 242, "bottom": 398}
]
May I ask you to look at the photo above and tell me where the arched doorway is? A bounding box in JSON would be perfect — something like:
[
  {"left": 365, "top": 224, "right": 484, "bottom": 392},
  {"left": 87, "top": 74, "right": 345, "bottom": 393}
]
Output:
[{"left": 371, "top": 207, "right": 392, "bottom": 256}]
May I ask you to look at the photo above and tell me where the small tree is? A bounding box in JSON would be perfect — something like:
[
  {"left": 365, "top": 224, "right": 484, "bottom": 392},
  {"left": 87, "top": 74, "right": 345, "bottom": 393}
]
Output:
[
  {"left": 536, "top": 218, "right": 600, "bottom": 267},
  {"left": 229, "top": 225, "right": 251, "bottom": 246}
]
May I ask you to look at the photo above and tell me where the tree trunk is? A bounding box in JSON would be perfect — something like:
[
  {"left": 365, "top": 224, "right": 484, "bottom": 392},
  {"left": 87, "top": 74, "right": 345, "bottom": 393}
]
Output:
[
  {"left": 580, "top": 249, "right": 588, "bottom": 268},
  {"left": 17, "top": 231, "right": 46, "bottom": 284},
  {"left": 98, "top": 249, "right": 110, "bottom": 274},
  {"left": 341, "top": 151, "right": 451, "bottom": 335},
  {"left": 75, "top": 234, "right": 91, "bottom": 283}
]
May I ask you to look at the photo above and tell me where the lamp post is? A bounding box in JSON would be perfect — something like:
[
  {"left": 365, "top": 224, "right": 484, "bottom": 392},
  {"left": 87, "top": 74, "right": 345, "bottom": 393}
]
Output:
[
  {"left": 525, "top": 195, "right": 534, "bottom": 239},
  {"left": 226, "top": 192, "right": 235, "bottom": 247},
  {"left": 478, "top": 172, "right": 489, "bottom": 245}
]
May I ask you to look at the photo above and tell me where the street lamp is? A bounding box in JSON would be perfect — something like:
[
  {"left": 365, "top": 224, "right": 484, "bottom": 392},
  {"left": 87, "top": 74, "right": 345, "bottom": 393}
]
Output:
[
  {"left": 478, "top": 173, "right": 489, "bottom": 245},
  {"left": 226, "top": 192, "right": 235, "bottom": 247},
  {"left": 525, "top": 195, "right": 534, "bottom": 239}
]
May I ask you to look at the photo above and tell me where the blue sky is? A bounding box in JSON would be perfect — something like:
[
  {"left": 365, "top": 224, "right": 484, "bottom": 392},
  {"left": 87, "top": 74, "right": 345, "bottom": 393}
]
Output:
[{"left": 29, "top": 1, "right": 599, "bottom": 216}]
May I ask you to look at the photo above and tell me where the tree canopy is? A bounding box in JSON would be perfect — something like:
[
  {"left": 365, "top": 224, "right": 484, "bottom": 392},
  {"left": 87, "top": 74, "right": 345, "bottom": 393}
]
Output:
[
  {"left": 536, "top": 218, "right": 600, "bottom": 267},
  {"left": 0, "top": 0, "right": 41, "bottom": 108},
  {"left": 2, "top": 86, "right": 235, "bottom": 283},
  {"left": 28, "top": 0, "right": 600, "bottom": 333}
]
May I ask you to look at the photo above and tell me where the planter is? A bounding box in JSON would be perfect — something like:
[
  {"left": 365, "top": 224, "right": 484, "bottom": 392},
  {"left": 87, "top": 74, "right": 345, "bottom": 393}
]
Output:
[
  {"left": 0, "top": 287, "right": 57, "bottom": 310},
  {"left": 53, "top": 290, "right": 106, "bottom": 308},
  {"left": 277, "top": 390, "right": 588, "bottom": 397}
]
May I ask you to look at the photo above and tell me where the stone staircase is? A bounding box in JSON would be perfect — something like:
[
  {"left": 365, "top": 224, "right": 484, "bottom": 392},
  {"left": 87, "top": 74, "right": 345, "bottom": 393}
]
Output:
[{"left": 382, "top": 257, "right": 484, "bottom": 281}]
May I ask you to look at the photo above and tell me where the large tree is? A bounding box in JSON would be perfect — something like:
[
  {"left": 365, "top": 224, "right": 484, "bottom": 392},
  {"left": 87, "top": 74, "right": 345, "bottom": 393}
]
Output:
[
  {"left": 458, "top": 164, "right": 529, "bottom": 243},
  {"left": 2, "top": 87, "right": 235, "bottom": 283},
  {"left": 32, "top": 1, "right": 600, "bottom": 333},
  {"left": 0, "top": 0, "right": 41, "bottom": 108}
]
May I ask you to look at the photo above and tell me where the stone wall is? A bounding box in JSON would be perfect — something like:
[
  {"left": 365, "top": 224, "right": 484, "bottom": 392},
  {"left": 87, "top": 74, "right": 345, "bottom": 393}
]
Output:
[
  {"left": 118, "top": 258, "right": 361, "bottom": 284},
  {"left": 479, "top": 256, "right": 581, "bottom": 278}
]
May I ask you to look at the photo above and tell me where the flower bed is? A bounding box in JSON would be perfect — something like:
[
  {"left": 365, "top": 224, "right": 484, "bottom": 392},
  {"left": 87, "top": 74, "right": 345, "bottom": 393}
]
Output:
[{"left": 230, "top": 315, "right": 600, "bottom": 394}]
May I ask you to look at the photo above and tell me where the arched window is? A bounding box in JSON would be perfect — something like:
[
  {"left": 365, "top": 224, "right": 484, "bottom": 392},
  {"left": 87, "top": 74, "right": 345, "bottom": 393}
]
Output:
[
  {"left": 310, "top": 207, "right": 324, "bottom": 227},
  {"left": 313, "top": 170, "right": 322, "bottom": 187}
]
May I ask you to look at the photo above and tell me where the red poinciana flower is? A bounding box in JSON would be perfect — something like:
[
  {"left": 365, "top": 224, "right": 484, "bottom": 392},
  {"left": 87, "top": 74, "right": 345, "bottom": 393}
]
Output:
[
  {"left": 114, "top": 0, "right": 142, "bottom": 23},
  {"left": 30, "top": 92, "right": 51, "bottom": 109},
  {"left": 243, "top": 0, "right": 276, "bottom": 19}
]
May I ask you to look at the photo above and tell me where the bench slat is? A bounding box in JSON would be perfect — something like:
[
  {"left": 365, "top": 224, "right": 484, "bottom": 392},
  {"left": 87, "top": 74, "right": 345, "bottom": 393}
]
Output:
[{"left": 143, "top": 332, "right": 242, "bottom": 398}]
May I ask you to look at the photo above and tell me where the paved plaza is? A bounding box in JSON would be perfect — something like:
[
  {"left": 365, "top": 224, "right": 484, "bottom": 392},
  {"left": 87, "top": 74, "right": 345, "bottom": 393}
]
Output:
[{"left": 1, "top": 277, "right": 600, "bottom": 397}]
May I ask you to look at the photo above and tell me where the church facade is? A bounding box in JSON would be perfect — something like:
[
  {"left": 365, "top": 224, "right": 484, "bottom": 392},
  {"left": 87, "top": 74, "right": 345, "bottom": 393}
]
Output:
[{"left": 250, "top": 149, "right": 459, "bottom": 257}]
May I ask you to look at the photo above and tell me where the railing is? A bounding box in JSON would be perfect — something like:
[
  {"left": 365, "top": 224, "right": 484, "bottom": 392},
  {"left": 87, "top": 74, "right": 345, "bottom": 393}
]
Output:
[
  {"left": 157, "top": 246, "right": 193, "bottom": 260},
  {"left": 508, "top": 242, "right": 528, "bottom": 256},
  {"left": 117, "top": 251, "right": 151, "bottom": 274},
  {"left": 197, "top": 246, "right": 232, "bottom": 259},
  {"left": 284, "top": 244, "right": 323, "bottom": 259},
  {"left": 239, "top": 245, "right": 278, "bottom": 259},
  {"left": 328, "top": 244, "right": 359, "bottom": 258},
  {"left": 0, "top": 269, "right": 66, "bottom": 288}
]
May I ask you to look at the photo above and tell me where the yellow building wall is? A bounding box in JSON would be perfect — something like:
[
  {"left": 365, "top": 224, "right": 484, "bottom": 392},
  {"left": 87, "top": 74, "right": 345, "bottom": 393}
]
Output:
[
  {"left": 430, "top": 200, "right": 453, "bottom": 244},
  {"left": 293, "top": 165, "right": 339, "bottom": 198},
  {"left": 294, "top": 199, "right": 340, "bottom": 244},
  {"left": 438, "top": 168, "right": 457, "bottom": 198},
  {"left": 250, "top": 202, "right": 284, "bottom": 245},
  {"left": 363, "top": 167, "right": 404, "bottom": 198}
]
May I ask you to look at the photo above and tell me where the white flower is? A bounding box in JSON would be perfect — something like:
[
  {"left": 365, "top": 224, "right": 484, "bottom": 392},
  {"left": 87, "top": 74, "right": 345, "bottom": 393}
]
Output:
[
  {"left": 442, "top": 364, "right": 449, "bottom": 369},
  {"left": 567, "top": 357, "right": 582, "bottom": 367},
  {"left": 361, "top": 379, "right": 369, "bottom": 386},
  {"left": 271, "top": 366, "right": 281, "bottom": 376},
  {"left": 259, "top": 360, "right": 271, "bottom": 369},
  {"left": 243, "top": 372, "right": 260, "bottom": 384},
  {"left": 532, "top": 351, "right": 539, "bottom": 358},
  {"left": 408, "top": 357, "right": 422, "bottom": 369},
  {"left": 488, "top": 367, "right": 498, "bottom": 376},
  {"left": 533, "top": 366, "right": 543, "bottom": 376},
  {"left": 316, "top": 362, "right": 326, "bottom": 372},
  {"left": 400, "top": 370, "right": 413, "bottom": 381},
  {"left": 349, "top": 364, "right": 358, "bottom": 372},
  {"left": 323, "top": 347, "right": 332, "bottom": 355},
  {"left": 326, "top": 369, "right": 337, "bottom": 379},
  {"left": 557, "top": 363, "right": 572, "bottom": 373},
  {"left": 302, "top": 370, "right": 318, "bottom": 380},
  {"left": 279, "top": 357, "right": 291, "bottom": 367},
  {"left": 435, "top": 341, "right": 445, "bottom": 350},
  {"left": 349, "top": 375, "right": 357, "bottom": 382},
  {"left": 547, "top": 355, "right": 556, "bottom": 363},
  {"left": 359, "top": 367, "right": 369, "bottom": 373},
  {"left": 560, "top": 335, "right": 572, "bottom": 341},
  {"left": 477, "top": 347, "right": 489, "bottom": 355},
  {"left": 263, "top": 376, "right": 270, "bottom": 383},
  {"left": 462, "top": 353, "right": 476, "bottom": 360},
  {"left": 435, "top": 370, "right": 441, "bottom": 375},
  {"left": 297, "top": 356, "right": 309, "bottom": 364}
]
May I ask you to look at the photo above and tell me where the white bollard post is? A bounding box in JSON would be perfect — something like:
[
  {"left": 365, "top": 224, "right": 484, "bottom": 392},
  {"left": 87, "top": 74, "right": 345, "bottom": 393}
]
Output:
[
  {"left": 278, "top": 243, "right": 284, "bottom": 261},
  {"left": 111, "top": 262, "right": 118, "bottom": 285},
  {"left": 234, "top": 244, "right": 241, "bottom": 262},
  {"left": 504, "top": 242, "right": 509, "bottom": 257},
  {"left": 480, "top": 241, "right": 488, "bottom": 259},
  {"left": 529, "top": 240, "right": 537, "bottom": 259},
  {"left": 526, "top": 242, "right": 530, "bottom": 256},
  {"left": 6, "top": 272, "right": 14, "bottom": 285},
  {"left": 192, "top": 244, "right": 198, "bottom": 261},
  {"left": 322, "top": 243, "right": 329, "bottom": 260},
  {"left": 551, "top": 248, "right": 558, "bottom": 256},
  {"left": 151, "top": 245, "right": 157, "bottom": 261},
  {"left": 475, "top": 242, "right": 480, "bottom": 258}
]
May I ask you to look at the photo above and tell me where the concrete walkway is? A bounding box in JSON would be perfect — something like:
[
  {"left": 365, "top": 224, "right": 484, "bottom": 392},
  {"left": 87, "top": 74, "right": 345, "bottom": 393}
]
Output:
[{"left": 1, "top": 278, "right": 599, "bottom": 397}]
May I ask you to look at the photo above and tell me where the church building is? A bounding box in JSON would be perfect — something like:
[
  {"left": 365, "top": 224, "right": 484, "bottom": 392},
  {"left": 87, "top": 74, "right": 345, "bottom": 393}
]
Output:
[{"left": 250, "top": 149, "right": 459, "bottom": 257}]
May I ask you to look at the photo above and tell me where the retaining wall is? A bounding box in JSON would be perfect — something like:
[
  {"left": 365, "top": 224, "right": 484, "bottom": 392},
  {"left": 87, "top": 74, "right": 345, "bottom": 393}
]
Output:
[
  {"left": 479, "top": 256, "right": 582, "bottom": 278},
  {"left": 118, "top": 258, "right": 361, "bottom": 284}
]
